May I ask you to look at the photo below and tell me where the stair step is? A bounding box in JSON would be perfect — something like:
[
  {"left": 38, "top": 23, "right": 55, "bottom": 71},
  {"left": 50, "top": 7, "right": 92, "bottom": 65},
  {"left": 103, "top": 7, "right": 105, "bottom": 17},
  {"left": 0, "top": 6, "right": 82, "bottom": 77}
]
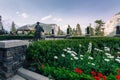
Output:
[{"left": 17, "top": 68, "right": 49, "bottom": 80}]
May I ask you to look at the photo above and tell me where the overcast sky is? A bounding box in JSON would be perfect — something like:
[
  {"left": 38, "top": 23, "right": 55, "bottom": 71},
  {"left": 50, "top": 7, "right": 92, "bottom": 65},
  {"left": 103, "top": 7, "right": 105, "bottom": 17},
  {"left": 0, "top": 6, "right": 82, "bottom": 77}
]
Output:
[{"left": 0, "top": 0, "right": 120, "bottom": 32}]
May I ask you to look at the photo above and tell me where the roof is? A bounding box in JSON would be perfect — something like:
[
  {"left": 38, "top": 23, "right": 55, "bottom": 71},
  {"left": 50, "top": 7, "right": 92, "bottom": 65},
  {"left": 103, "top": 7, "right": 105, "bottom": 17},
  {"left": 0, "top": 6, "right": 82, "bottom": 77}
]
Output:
[{"left": 17, "top": 25, "right": 34, "bottom": 31}]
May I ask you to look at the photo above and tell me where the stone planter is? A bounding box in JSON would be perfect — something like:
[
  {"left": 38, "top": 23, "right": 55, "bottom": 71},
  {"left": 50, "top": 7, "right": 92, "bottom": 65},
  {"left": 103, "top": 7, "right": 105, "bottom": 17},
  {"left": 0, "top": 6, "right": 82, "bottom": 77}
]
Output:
[{"left": 0, "top": 40, "right": 28, "bottom": 79}]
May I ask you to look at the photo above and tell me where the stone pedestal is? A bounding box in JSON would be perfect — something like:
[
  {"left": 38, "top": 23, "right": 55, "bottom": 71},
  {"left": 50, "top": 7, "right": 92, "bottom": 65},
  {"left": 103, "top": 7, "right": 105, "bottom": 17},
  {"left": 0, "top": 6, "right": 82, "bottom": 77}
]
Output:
[
  {"left": 114, "top": 34, "right": 120, "bottom": 37},
  {"left": 0, "top": 40, "right": 28, "bottom": 79},
  {"left": 85, "top": 34, "right": 91, "bottom": 37}
]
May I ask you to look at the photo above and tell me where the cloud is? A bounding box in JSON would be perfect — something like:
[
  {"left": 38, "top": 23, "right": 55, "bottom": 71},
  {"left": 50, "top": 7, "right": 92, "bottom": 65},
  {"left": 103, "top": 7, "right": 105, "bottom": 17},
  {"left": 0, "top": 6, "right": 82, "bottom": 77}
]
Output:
[
  {"left": 41, "top": 15, "right": 52, "bottom": 21},
  {"left": 21, "top": 13, "right": 29, "bottom": 18},
  {"left": 16, "top": 12, "right": 29, "bottom": 18},
  {"left": 53, "top": 18, "right": 63, "bottom": 22},
  {"left": 16, "top": 11, "right": 20, "bottom": 14}
]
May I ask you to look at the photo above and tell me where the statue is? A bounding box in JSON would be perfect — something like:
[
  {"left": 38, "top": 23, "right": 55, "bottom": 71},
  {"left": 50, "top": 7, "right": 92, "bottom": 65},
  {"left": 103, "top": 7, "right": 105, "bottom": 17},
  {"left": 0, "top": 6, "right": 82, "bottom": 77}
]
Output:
[
  {"left": 67, "top": 27, "right": 70, "bottom": 35},
  {"left": 86, "top": 27, "right": 90, "bottom": 34},
  {"left": 52, "top": 28, "right": 54, "bottom": 35},
  {"left": 116, "top": 26, "right": 120, "bottom": 34},
  {"left": 34, "top": 22, "right": 44, "bottom": 40}
]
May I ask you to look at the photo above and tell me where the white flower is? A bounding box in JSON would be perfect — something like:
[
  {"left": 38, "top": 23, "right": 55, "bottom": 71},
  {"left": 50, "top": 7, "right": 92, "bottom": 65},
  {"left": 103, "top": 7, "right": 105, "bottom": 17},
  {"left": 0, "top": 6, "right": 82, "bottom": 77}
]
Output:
[
  {"left": 54, "top": 56, "right": 58, "bottom": 59},
  {"left": 71, "top": 53, "right": 76, "bottom": 57},
  {"left": 80, "top": 58, "right": 83, "bottom": 60},
  {"left": 71, "top": 51, "right": 77, "bottom": 55},
  {"left": 115, "top": 59, "right": 120, "bottom": 63},
  {"left": 87, "top": 42, "right": 92, "bottom": 53},
  {"left": 108, "top": 55, "right": 114, "bottom": 59},
  {"left": 117, "top": 56, "right": 120, "bottom": 59},
  {"left": 71, "top": 58, "right": 73, "bottom": 60},
  {"left": 63, "top": 49, "right": 67, "bottom": 52},
  {"left": 67, "top": 47, "right": 71, "bottom": 51},
  {"left": 104, "top": 59, "right": 110, "bottom": 62},
  {"left": 91, "top": 63, "right": 95, "bottom": 66},
  {"left": 80, "top": 55, "right": 83, "bottom": 57},
  {"left": 61, "top": 54, "right": 65, "bottom": 57},
  {"left": 94, "top": 48, "right": 103, "bottom": 52},
  {"left": 74, "top": 57, "right": 78, "bottom": 60},
  {"left": 105, "top": 53, "right": 111, "bottom": 56},
  {"left": 88, "top": 62, "right": 90, "bottom": 64},
  {"left": 117, "top": 52, "right": 120, "bottom": 54},
  {"left": 79, "top": 44, "right": 82, "bottom": 47},
  {"left": 67, "top": 51, "right": 72, "bottom": 54},
  {"left": 88, "top": 56, "right": 94, "bottom": 60},
  {"left": 104, "top": 47, "right": 110, "bottom": 52}
]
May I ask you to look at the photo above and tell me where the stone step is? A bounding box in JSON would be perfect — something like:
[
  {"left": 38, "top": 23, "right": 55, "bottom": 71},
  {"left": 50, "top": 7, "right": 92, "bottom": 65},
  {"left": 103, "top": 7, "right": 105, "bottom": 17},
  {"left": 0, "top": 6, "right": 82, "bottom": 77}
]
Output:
[
  {"left": 8, "top": 75, "right": 26, "bottom": 80},
  {"left": 17, "top": 68, "right": 49, "bottom": 80}
]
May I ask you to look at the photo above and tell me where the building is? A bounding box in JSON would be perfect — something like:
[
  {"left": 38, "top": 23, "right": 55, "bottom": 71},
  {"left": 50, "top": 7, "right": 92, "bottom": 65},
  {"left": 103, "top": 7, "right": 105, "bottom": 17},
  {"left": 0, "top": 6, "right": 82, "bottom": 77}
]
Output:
[{"left": 104, "top": 12, "right": 120, "bottom": 36}]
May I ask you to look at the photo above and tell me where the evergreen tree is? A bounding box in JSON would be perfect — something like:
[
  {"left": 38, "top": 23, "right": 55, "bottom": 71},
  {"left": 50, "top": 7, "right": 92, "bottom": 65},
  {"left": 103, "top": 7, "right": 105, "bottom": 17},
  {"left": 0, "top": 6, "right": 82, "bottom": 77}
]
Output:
[
  {"left": 58, "top": 26, "right": 64, "bottom": 35},
  {"left": 72, "top": 28, "right": 77, "bottom": 35},
  {"left": 94, "top": 20, "right": 104, "bottom": 36},
  {"left": 11, "top": 21, "right": 16, "bottom": 33},
  {"left": 76, "top": 24, "right": 82, "bottom": 35}
]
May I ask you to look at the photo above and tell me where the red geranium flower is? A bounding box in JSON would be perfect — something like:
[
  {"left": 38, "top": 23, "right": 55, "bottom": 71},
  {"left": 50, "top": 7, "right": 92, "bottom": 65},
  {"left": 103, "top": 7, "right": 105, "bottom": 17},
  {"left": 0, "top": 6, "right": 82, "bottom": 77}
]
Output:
[
  {"left": 94, "top": 76, "right": 100, "bottom": 80},
  {"left": 91, "top": 71, "right": 96, "bottom": 76},
  {"left": 41, "top": 64, "right": 44, "bottom": 69},
  {"left": 116, "top": 75, "right": 120, "bottom": 80},
  {"left": 102, "top": 76, "right": 106, "bottom": 80},
  {"left": 118, "top": 69, "right": 120, "bottom": 73},
  {"left": 98, "top": 72, "right": 103, "bottom": 77},
  {"left": 75, "top": 68, "right": 82, "bottom": 74},
  {"left": 75, "top": 68, "right": 79, "bottom": 72},
  {"left": 78, "top": 69, "right": 82, "bottom": 74}
]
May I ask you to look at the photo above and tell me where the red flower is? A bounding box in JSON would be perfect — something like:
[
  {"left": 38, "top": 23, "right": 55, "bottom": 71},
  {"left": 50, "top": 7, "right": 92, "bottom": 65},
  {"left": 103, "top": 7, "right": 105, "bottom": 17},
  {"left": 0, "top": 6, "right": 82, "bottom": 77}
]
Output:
[
  {"left": 98, "top": 72, "right": 103, "bottom": 77},
  {"left": 75, "top": 68, "right": 79, "bottom": 72},
  {"left": 102, "top": 76, "right": 106, "bottom": 80},
  {"left": 116, "top": 75, "right": 120, "bottom": 80},
  {"left": 78, "top": 69, "right": 82, "bottom": 74},
  {"left": 93, "top": 76, "right": 100, "bottom": 80},
  {"left": 41, "top": 64, "right": 44, "bottom": 69},
  {"left": 118, "top": 69, "right": 120, "bottom": 73},
  {"left": 75, "top": 68, "right": 82, "bottom": 74},
  {"left": 91, "top": 71, "right": 96, "bottom": 76}
]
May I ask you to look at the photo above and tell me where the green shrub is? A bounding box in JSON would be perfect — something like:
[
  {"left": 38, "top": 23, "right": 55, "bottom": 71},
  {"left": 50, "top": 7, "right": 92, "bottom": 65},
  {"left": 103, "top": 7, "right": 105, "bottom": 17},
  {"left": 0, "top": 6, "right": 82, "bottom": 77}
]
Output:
[
  {"left": 39, "top": 65, "right": 92, "bottom": 80},
  {"left": 27, "top": 38, "right": 120, "bottom": 79},
  {"left": 0, "top": 35, "right": 34, "bottom": 40}
]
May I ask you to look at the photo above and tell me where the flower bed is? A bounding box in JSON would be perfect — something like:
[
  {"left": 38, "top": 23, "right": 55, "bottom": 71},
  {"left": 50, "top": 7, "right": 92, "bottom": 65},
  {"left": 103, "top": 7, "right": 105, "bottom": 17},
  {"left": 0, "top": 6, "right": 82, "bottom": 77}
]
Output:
[{"left": 27, "top": 38, "right": 120, "bottom": 80}]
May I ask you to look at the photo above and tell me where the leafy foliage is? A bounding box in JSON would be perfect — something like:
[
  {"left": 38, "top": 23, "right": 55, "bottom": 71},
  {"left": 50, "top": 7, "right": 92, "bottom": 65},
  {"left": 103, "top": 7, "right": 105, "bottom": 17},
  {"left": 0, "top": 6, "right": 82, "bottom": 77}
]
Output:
[{"left": 27, "top": 38, "right": 120, "bottom": 79}]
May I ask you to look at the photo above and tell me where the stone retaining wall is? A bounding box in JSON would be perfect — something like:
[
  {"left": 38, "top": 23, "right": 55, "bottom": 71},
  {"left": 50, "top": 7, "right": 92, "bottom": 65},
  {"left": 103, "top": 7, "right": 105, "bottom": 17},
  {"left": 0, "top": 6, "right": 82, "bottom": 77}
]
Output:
[{"left": 0, "top": 40, "right": 28, "bottom": 79}]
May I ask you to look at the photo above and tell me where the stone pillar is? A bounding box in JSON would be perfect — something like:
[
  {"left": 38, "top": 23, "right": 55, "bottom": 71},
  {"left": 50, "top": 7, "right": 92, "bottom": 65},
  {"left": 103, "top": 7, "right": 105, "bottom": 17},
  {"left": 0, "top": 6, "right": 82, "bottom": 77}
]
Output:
[{"left": 0, "top": 40, "right": 29, "bottom": 79}]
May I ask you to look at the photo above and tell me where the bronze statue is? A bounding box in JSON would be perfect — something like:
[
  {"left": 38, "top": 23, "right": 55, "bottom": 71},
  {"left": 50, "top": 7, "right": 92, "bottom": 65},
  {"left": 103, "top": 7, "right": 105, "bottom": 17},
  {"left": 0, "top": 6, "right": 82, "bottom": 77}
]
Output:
[{"left": 34, "top": 22, "right": 44, "bottom": 40}]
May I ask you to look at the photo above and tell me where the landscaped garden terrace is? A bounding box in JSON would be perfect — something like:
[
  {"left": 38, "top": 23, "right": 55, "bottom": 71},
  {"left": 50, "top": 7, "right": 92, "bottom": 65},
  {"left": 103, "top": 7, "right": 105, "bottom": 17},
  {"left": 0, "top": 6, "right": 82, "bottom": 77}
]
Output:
[{"left": 26, "top": 37, "right": 120, "bottom": 80}]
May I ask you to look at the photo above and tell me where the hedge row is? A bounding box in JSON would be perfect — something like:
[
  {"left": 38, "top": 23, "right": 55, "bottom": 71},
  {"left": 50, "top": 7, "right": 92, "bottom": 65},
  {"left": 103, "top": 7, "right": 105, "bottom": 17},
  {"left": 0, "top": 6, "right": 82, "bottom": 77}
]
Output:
[{"left": 0, "top": 35, "right": 34, "bottom": 40}]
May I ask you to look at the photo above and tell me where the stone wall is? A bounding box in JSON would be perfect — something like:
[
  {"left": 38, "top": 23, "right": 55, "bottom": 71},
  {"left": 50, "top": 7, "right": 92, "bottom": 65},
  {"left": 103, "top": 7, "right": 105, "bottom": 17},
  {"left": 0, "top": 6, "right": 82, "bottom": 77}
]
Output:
[{"left": 0, "top": 40, "right": 28, "bottom": 79}]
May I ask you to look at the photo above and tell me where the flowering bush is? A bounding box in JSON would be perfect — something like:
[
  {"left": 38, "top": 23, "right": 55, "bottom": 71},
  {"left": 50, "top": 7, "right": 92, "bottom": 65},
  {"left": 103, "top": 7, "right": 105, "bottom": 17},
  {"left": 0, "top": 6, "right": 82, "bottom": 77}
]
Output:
[{"left": 27, "top": 38, "right": 120, "bottom": 79}]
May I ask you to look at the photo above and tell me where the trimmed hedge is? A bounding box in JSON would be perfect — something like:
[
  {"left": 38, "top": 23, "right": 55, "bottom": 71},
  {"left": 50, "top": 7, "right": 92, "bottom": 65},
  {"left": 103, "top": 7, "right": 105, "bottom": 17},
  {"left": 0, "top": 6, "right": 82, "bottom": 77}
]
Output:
[{"left": 0, "top": 35, "right": 34, "bottom": 40}]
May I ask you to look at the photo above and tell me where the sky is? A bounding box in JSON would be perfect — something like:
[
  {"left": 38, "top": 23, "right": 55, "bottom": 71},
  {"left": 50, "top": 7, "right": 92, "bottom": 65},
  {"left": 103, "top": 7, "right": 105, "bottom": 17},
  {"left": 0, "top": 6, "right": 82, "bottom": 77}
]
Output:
[{"left": 0, "top": 0, "right": 120, "bottom": 33}]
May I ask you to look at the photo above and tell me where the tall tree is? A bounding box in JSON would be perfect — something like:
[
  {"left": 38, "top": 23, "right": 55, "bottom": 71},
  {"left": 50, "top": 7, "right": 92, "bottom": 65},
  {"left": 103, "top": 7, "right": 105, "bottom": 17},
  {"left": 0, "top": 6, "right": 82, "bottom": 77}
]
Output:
[
  {"left": 76, "top": 24, "right": 82, "bottom": 35},
  {"left": 72, "top": 28, "right": 77, "bottom": 35},
  {"left": 58, "top": 26, "right": 64, "bottom": 35},
  {"left": 11, "top": 21, "right": 16, "bottom": 33},
  {"left": 94, "top": 20, "right": 104, "bottom": 36}
]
